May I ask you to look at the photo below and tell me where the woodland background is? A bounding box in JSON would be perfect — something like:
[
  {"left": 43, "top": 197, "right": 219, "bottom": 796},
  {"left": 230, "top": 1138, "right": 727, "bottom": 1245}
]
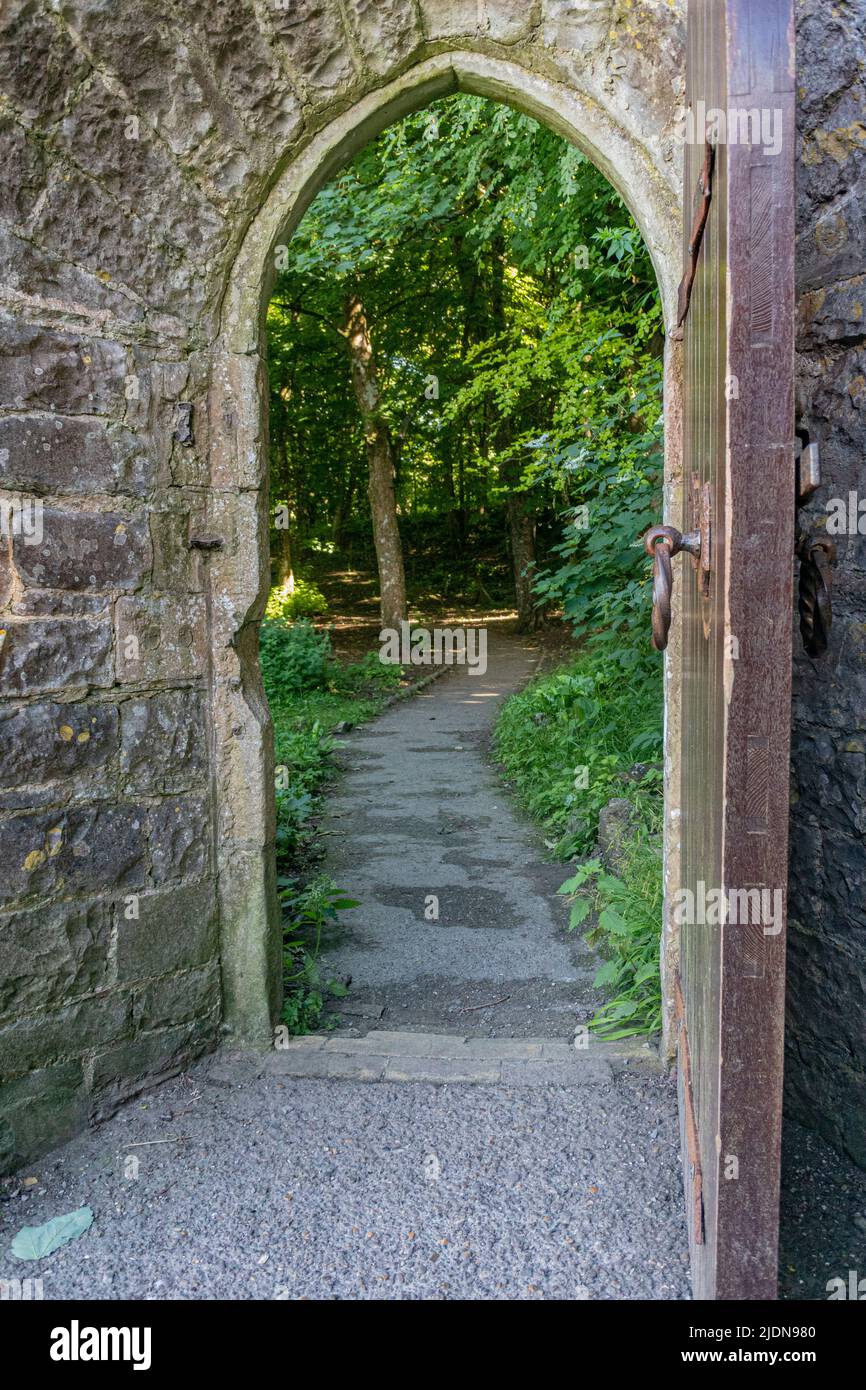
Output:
[{"left": 260, "top": 95, "right": 666, "bottom": 1038}]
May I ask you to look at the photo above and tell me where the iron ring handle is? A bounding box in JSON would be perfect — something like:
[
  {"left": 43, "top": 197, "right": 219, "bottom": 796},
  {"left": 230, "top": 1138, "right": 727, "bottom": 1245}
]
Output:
[{"left": 644, "top": 525, "right": 702, "bottom": 652}]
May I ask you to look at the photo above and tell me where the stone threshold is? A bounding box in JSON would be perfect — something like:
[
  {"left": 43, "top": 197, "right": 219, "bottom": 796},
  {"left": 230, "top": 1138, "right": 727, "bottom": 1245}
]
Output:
[{"left": 256, "top": 1030, "right": 664, "bottom": 1087}]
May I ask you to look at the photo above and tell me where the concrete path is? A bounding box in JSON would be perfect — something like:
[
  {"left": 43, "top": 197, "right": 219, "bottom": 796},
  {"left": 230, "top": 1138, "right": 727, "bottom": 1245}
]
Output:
[{"left": 318, "top": 628, "right": 601, "bottom": 1037}]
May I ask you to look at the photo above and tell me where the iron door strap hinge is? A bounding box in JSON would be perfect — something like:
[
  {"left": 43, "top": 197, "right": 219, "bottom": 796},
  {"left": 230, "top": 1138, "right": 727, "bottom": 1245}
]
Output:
[
  {"left": 671, "top": 139, "right": 716, "bottom": 341},
  {"left": 797, "top": 529, "right": 835, "bottom": 657}
]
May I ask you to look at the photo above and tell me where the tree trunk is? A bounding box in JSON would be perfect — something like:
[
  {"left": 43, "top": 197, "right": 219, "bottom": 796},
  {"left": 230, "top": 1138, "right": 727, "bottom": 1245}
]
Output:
[
  {"left": 343, "top": 294, "right": 407, "bottom": 630},
  {"left": 489, "top": 237, "right": 537, "bottom": 630},
  {"left": 506, "top": 493, "right": 537, "bottom": 629},
  {"left": 275, "top": 437, "right": 295, "bottom": 588}
]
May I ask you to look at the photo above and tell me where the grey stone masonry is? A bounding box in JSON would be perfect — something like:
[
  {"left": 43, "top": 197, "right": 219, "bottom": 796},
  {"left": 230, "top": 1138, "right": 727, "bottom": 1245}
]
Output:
[{"left": 787, "top": 0, "right": 866, "bottom": 1167}]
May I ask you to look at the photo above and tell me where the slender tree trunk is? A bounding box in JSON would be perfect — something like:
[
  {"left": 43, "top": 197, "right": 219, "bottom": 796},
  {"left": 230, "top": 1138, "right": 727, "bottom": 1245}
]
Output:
[
  {"left": 342, "top": 294, "right": 407, "bottom": 630},
  {"left": 275, "top": 437, "right": 295, "bottom": 588},
  {"left": 506, "top": 492, "right": 537, "bottom": 628},
  {"left": 489, "top": 237, "right": 537, "bottom": 630}
]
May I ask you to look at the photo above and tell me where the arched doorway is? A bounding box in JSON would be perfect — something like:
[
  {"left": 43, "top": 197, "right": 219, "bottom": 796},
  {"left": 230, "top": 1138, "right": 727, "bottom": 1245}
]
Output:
[{"left": 207, "top": 49, "right": 684, "bottom": 1043}]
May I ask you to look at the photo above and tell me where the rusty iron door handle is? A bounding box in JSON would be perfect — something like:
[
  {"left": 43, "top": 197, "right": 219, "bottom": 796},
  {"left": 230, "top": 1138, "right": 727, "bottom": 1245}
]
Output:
[{"left": 644, "top": 524, "right": 702, "bottom": 651}]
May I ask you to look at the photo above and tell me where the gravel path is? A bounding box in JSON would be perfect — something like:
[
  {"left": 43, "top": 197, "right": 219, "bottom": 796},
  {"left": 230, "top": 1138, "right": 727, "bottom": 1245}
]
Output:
[
  {"left": 0, "top": 627, "right": 695, "bottom": 1300},
  {"left": 3, "top": 628, "right": 855, "bottom": 1299},
  {"left": 0, "top": 1056, "right": 691, "bottom": 1300}
]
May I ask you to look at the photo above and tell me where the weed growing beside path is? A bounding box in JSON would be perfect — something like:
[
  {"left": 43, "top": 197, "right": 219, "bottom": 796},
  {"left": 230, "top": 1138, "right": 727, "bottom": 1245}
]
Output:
[
  {"left": 494, "top": 643, "right": 664, "bottom": 1039},
  {"left": 261, "top": 616, "right": 405, "bottom": 1033}
]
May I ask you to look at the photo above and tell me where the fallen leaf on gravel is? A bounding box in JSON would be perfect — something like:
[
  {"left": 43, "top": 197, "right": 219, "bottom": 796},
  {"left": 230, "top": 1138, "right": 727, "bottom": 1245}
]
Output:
[{"left": 11, "top": 1206, "right": 94, "bottom": 1260}]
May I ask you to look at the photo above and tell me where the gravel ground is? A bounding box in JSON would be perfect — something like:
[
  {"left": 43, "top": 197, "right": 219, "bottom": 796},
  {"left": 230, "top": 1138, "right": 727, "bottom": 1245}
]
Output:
[
  {"left": 0, "top": 1058, "right": 691, "bottom": 1301},
  {"left": 3, "top": 625, "right": 856, "bottom": 1301}
]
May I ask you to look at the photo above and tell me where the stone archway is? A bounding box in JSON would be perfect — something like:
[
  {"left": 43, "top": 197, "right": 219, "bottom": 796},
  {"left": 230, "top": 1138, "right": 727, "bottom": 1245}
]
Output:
[
  {"left": 0, "top": 0, "right": 685, "bottom": 1164},
  {"left": 210, "top": 43, "right": 685, "bottom": 1043}
]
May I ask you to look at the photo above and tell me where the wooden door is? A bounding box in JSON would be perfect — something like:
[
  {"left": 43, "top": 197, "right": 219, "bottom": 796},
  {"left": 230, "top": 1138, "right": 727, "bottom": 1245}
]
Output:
[{"left": 677, "top": 0, "right": 796, "bottom": 1300}]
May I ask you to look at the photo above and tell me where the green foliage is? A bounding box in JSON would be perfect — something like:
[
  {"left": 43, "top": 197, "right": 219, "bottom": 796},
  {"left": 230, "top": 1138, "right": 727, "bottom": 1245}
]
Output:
[
  {"left": 559, "top": 838, "right": 663, "bottom": 1039},
  {"left": 494, "top": 645, "right": 662, "bottom": 858},
  {"left": 259, "top": 594, "right": 407, "bottom": 1035},
  {"left": 266, "top": 575, "right": 329, "bottom": 620},
  {"left": 265, "top": 91, "right": 662, "bottom": 591},
  {"left": 279, "top": 875, "right": 358, "bottom": 1035},
  {"left": 260, "top": 617, "right": 334, "bottom": 695}
]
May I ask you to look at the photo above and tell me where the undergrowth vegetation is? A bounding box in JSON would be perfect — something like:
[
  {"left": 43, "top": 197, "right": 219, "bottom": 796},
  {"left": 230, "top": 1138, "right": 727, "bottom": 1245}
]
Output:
[
  {"left": 495, "top": 641, "right": 664, "bottom": 1039},
  {"left": 261, "top": 615, "right": 405, "bottom": 1033}
]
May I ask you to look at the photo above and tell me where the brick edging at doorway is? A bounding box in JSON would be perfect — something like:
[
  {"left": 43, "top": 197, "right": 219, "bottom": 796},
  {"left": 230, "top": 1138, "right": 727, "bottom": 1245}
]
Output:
[{"left": 243, "top": 1031, "right": 665, "bottom": 1087}]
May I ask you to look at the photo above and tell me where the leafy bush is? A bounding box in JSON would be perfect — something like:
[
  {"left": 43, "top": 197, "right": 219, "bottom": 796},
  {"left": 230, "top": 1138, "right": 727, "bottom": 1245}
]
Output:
[
  {"left": 559, "top": 837, "right": 663, "bottom": 1039},
  {"left": 259, "top": 617, "right": 334, "bottom": 694},
  {"left": 494, "top": 645, "right": 662, "bottom": 858},
  {"left": 266, "top": 575, "right": 328, "bottom": 621}
]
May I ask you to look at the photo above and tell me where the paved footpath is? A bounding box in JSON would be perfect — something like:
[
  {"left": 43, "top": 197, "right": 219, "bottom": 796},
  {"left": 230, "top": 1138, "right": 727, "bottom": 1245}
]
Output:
[
  {"left": 317, "top": 627, "right": 601, "bottom": 1035},
  {"left": 1, "top": 629, "right": 692, "bottom": 1300}
]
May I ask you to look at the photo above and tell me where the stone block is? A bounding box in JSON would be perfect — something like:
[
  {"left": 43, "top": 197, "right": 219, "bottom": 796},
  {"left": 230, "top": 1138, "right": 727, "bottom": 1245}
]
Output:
[
  {"left": 148, "top": 794, "right": 211, "bottom": 883},
  {"left": 13, "top": 508, "right": 152, "bottom": 592},
  {"left": 0, "top": 699, "right": 119, "bottom": 791},
  {"left": 384, "top": 1055, "right": 501, "bottom": 1083},
  {"left": 0, "top": 900, "right": 112, "bottom": 1020},
  {"left": 0, "top": 314, "right": 128, "bottom": 414},
  {"left": 268, "top": 0, "right": 357, "bottom": 98},
  {"left": 0, "top": 415, "right": 156, "bottom": 496},
  {"left": 120, "top": 689, "right": 208, "bottom": 794},
  {"left": 89, "top": 1015, "right": 219, "bottom": 1117},
  {"left": 0, "top": 992, "right": 131, "bottom": 1079},
  {"left": 132, "top": 961, "right": 221, "bottom": 1030},
  {"left": 115, "top": 880, "right": 217, "bottom": 981},
  {"left": 345, "top": 0, "right": 423, "bottom": 74},
  {"left": 0, "top": 803, "right": 147, "bottom": 907},
  {"left": 420, "top": 0, "right": 483, "bottom": 41},
  {"left": 0, "top": 618, "right": 113, "bottom": 696},
  {"left": 115, "top": 595, "right": 208, "bottom": 683},
  {"left": 0, "top": 1062, "right": 88, "bottom": 1174}
]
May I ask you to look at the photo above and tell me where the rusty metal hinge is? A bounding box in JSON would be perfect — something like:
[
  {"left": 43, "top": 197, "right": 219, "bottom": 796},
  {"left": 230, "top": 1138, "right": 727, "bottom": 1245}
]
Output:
[{"left": 671, "top": 139, "right": 716, "bottom": 342}]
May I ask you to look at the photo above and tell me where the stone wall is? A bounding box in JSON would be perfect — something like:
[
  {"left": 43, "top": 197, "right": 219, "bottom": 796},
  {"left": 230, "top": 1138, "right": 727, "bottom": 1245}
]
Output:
[
  {"left": 786, "top": 0, "right": 866, "bottom": 1167},
  {"left": 0, "top": 0, "right": 685, "bottom": 1171},
  {"left": 8, "top": 0, "right": 864, "bottom": 1181}
]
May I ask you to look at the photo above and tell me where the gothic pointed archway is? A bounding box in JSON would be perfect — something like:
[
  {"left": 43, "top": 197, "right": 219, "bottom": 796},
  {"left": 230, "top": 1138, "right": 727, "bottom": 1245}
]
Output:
[{"left": 209, "top": 48, "right": 684, "bottom": 1043}]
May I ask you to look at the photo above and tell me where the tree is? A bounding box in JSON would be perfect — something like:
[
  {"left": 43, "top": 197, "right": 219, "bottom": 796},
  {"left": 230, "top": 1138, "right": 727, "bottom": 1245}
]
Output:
[{"left": 266, "top": 94, "right": 662, "bottom": 630}]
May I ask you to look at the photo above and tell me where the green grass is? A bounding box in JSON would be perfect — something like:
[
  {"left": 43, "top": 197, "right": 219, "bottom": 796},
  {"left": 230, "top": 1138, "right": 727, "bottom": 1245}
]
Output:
[{"left": 494, "top": 641, "right": 664, "bottom": 1038}]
